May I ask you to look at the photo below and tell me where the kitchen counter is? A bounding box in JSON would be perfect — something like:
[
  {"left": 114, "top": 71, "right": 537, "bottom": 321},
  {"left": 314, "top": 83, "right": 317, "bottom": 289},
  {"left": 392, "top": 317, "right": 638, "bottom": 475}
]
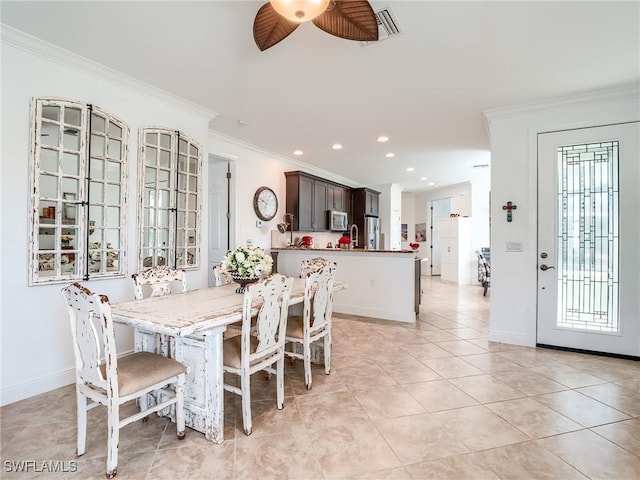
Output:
[
  {"left": 271, "top": 248, "right": 418, "bottom": 323},
  {"left": 271, "top": 247, "right": 415, "bottom": 254}
]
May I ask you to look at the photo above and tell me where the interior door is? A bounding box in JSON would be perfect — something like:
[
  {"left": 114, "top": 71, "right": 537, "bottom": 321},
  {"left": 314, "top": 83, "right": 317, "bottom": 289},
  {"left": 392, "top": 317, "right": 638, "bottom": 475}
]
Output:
[
  {"left": 537, "top": 122, "right": 640, "bottom": 356},
  {"left": 207, "top": 157, "right": 230, "bottom": 286},
  {"left": 429, "top": 197, "right": 452, "bottom": 275}
]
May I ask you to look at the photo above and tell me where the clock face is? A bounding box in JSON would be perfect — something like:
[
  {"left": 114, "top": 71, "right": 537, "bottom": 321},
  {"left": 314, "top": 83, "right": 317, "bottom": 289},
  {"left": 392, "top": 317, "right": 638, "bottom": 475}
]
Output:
[{"left": 253, "top": 186, "right": 278, "bottom": 221}]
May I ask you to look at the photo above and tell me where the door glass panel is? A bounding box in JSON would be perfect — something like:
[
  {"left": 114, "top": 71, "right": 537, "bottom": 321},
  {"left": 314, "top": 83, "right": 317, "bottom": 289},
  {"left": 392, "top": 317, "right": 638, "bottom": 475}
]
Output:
[
  {"left": 64, "top": 107, "right": 81, "bottom": 126},
  {"left": 159, "top": 149, "right": 170, "bottom": 168},
  {"left": 41, "top": 123, "right": 60, "bottom": 146},
  {"left": 62, "top": 177, "right": 79, "bottom": 196},
  {"left": 39, "top": 175, "right": 58, "bottom": 199},
  {"left": 557, "top": 141, "right": 619, "bottom": 333},
  {"left": 63, "top": 129, "right": 81, "bottom": 151},
  {"left": 42, "top": 105, "right": 60, "bottom": 121},
  {"left": 62, "top": 152, "right": 80, "bottom": 176},
  {"left": 91, "top": 113, "right": 106, "bottom": 132},
  {"left": 108, "top": 139, "right": 122, "bottom": 160},
  {"left": 90, "top": 182, "right": 104, "bottom": 203},
  {"left": 91, "top": 158, "right": 105, "bottom": 179},
  {"left": 91, "top": 134, "right": 105, "bottom": 156},
  {"left": 40, "top": 149, "right": 58, "bottom": 173},
  {"left": 106, "top": 161, "right": 121, "bottom": 182}
]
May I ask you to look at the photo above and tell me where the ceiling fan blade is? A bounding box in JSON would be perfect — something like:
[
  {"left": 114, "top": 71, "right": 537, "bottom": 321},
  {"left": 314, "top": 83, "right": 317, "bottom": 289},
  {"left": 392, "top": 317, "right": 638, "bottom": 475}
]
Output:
[
  {"left": 253, "top": 2, "right": 300, "bottom": 51},
  {"left": 312, "top": 0, "right": 378, "bottom": 42}
]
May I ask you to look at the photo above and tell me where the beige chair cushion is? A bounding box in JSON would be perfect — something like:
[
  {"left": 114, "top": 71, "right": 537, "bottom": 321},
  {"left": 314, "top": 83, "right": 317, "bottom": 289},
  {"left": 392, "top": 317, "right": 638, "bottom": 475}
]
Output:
[
  {"left": 100, "top": 352, "right": 186, "bottom": 397},
  {"left": 285, "top": 315, "right": 304, "bottom": 339},
  {"left": 223, "top": 336, "right": 259, "bottom": 369}
]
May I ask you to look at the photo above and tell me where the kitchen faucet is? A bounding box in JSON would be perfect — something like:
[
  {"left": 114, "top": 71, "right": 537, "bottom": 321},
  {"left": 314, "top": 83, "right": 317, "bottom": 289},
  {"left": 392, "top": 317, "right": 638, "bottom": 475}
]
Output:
[{"left": 349, "top": 223, "right": 358, "bottom": 248}]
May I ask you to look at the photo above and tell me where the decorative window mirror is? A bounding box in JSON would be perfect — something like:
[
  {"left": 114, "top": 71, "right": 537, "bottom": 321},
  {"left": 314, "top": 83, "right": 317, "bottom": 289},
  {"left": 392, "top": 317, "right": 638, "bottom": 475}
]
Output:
[
  {"left": 29, "top": 98, "right": 129, "bottom": 285},
  {"left": 138, "top": 128, "right": 201, "bottom": 271}
]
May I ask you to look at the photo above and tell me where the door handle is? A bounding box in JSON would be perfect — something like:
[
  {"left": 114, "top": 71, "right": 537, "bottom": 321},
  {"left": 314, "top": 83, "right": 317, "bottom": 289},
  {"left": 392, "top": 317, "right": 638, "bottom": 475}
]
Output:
[{"left": 539, "top": 264, "right": 555, "bottom": 271}]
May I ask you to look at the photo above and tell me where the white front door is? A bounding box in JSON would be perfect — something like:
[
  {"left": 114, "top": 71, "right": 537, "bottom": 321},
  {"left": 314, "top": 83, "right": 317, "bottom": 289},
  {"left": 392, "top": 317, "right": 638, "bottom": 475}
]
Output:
[{"left": 537, "top": 122, "right": 640, "bottom": 356}]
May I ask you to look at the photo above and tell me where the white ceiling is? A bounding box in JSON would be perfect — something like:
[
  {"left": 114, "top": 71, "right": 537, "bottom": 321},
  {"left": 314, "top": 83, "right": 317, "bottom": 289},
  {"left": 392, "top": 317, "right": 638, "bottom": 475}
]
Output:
[{"left": 2, "top": 1, "right": 639, "bottom": 192}]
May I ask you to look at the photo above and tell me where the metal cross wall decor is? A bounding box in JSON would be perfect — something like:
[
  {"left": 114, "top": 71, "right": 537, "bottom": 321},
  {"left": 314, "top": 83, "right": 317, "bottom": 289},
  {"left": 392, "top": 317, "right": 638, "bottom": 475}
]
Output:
[{"left": 502, "top": 201, "right": 517, "bottom": 222}]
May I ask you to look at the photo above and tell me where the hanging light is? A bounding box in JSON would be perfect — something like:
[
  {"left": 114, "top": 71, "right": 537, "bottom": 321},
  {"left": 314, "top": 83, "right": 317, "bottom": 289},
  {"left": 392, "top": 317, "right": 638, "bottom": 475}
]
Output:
[{"left": 270, "top": 0, "right": 330, "bottom": 23}]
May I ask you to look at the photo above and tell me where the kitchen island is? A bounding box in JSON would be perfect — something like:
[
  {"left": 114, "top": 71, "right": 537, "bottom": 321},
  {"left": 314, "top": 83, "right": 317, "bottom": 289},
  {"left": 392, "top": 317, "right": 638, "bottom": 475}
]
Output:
[{"left": 271, "top": 248, "right": 419, "bottom": 323}]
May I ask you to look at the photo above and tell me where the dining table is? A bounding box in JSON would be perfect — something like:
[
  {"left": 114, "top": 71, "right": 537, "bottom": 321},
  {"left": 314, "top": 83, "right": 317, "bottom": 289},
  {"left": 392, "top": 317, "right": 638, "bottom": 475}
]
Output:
[{"left": 111, "top": 277, "right": 346, "bottom": 443}]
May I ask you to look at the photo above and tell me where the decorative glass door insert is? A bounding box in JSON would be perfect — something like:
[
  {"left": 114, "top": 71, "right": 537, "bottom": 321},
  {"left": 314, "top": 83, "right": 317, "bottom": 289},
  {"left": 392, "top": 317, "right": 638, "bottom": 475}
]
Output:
[{"left": 556, "top": 142, "right": 619, "bottom": 333}]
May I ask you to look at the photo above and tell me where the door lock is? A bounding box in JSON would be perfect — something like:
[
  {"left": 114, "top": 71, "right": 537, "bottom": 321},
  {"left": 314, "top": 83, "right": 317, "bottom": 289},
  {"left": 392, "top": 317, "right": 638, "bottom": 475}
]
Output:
[{"left": 539, "top": 264, "right": 555, "bottom": 271}]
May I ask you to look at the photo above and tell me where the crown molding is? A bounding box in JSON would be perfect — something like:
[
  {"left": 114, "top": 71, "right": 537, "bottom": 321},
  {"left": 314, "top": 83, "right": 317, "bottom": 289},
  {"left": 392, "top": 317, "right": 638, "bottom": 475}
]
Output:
[
  {"left": 207, "top": 129, "right": 362, "bottom": 188},
  {"left": 1, "top": 24, "right": 218, "bottom": 122},
  {"left": 483, "top": 84, "right": 640, "bottom": 121}
]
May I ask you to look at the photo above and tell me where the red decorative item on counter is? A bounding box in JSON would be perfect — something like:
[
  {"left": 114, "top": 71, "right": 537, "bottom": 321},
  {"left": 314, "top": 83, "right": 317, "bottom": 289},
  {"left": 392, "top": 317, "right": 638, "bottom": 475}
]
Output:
[
  {"left": 409, "top": 243, "right": 419, "bottom": 251},
  {"left": 338, "top": 236, "right": 351, "bottom": 249}
]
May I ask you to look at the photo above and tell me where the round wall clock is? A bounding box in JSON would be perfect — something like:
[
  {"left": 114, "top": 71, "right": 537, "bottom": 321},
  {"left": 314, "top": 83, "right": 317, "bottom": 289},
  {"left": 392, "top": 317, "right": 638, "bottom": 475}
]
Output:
[{"left": 253, "top": 186, "right": 278, "bottom": 221}]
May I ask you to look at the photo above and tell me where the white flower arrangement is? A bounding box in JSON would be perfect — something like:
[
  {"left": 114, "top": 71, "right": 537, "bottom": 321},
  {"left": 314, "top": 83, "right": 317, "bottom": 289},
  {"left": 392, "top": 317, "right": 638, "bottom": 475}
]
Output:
[{"left": 221, "top": 245, "right": 273, "bottom": 278}]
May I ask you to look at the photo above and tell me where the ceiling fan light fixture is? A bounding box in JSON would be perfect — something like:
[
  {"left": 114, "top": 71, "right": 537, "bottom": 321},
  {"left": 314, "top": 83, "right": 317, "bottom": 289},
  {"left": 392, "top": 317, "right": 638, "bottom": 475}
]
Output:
[{"left": 270, "top": 0, "right": 330, "bottom": 23}]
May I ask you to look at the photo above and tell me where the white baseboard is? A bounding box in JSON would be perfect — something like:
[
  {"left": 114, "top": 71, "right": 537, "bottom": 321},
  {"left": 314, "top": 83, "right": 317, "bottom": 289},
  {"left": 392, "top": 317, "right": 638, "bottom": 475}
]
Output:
[
  {"left": 334, "top": 303, "right": 416, "bottom": 323},
  {"left": 1, "top": 348, "right": 135, "bottom": 407},
  {"left": 488, "top": 329, "right": 533, "bottom": 347}
]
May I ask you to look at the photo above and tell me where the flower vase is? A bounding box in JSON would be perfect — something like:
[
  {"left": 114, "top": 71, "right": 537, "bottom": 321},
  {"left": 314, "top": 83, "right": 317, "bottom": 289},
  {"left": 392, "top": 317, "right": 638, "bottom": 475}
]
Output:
[{"left": 230, "top": 273, "right": 259, "bottom": 294}]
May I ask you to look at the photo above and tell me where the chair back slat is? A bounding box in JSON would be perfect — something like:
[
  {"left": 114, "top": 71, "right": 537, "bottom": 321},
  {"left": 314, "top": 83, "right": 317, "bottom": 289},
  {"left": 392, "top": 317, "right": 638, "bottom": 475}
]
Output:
[
  {"left": 62, "top": 283, "right": 115, "bottom": 390},
  {"left": 132, "top": 265, "right": 187, "bottom": 299},
  {"left": 303, "top": 266, "right": 335, "bottom": 334},
  {"left": 300, "top": 257, "right": 337, "bottom": 277},
  {"left": 243, "top": 274, "right": 293, "bottom": 357}
]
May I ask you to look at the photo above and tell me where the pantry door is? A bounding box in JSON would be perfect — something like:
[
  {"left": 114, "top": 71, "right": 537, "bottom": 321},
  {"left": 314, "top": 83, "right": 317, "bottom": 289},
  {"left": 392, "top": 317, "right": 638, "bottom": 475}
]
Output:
[{"left": 537, "top": 122, "right": 640, "bottom": 357}]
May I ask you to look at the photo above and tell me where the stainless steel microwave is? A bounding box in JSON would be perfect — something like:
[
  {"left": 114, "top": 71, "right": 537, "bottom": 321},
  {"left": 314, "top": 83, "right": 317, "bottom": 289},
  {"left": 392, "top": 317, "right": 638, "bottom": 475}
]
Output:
[{"left": 329, "top": 210, "right": 348, "bottom": 231}]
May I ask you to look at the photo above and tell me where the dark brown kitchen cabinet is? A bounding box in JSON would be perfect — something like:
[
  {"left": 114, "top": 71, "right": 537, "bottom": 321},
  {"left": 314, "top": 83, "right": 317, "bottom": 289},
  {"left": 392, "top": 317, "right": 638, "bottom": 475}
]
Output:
[
  {"left": 327, "top": 184, "right": 344, "bottom": 211},
  {"left": 285, "top": 171, "right": 332, "bottom": 231},
  {"left": 352, "top": 187, "right": 381, "bottom": 246}
]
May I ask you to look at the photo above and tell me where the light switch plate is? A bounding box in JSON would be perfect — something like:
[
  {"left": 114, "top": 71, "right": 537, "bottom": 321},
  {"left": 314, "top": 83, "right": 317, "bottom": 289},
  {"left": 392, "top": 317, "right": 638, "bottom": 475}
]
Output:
[{"left": 505, "top": 241, "right": 523, "bottom": 252}]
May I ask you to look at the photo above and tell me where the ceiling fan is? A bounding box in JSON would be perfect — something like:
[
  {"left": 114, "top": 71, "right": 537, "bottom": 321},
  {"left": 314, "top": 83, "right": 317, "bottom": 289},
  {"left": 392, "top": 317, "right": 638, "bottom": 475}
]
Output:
[{"left": 253, "top": 0, "right": 379, "bottom": 51}]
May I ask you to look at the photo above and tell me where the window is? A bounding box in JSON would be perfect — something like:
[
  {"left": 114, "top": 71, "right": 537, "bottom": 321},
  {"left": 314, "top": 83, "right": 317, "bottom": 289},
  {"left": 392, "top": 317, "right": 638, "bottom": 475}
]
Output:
[
  {"left": 139, "top": 128, "right": 201, "bottom": 270},
  {"left": 29, "top": 98, "right": 128, "bottom": 284}
]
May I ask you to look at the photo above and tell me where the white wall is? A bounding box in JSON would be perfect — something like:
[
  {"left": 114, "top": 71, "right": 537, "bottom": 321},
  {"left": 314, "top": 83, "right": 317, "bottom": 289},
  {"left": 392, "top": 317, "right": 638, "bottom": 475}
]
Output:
[
  {"left": 376, "top": 183, "right": 403, "bottom": 250},
  {"left": 0, "top": 28, "right": 361, "bottom": 405},
  {"left": 485, "top": 86, "right": 639, "bottom": 347},
  {"left": 1, "top": 29, "right": 214, "bottom": 405}
]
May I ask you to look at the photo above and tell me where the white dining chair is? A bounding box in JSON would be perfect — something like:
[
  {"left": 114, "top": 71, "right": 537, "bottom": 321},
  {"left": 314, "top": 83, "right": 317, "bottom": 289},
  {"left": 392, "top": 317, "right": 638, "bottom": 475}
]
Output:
[
  {"left": 62, "top": 283, "right": 186, "bottom": 479},
  {"left": 299, "top": 257, "right": 336, "bottom": 277},
  {"left": 213, "top": 264, "right": 233, "bottom": 287},
  {"left": 131, "top": 265, "right": 187, "bottom": 300},
  {"left": 285, "top": 265, "right": 336, "bottom": 390},
  {"left": 222, "top": 274, "right": 293, "bottom": 435}
]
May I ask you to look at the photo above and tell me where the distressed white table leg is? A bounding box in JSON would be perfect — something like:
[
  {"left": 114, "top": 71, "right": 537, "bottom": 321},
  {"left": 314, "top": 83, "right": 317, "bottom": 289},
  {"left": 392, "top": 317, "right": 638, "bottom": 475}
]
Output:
[{"left": 203, "top": 326, "right": 226, "bottom": 443}]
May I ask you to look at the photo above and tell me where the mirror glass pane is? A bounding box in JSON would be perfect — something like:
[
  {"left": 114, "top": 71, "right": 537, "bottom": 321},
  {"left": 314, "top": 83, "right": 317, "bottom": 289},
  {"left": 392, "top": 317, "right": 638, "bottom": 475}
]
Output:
[
  {"left": 106, "top": 161, "right": 121, "bottom": 183},
  {"left": 144, "top": 208, "right": 155, "bottom": 228},
  {"left": 145, "top": 188, "right": 155, "bottom": 207},
  {"left": 41, "top": 123, "right": 60, "bottom": 146},
  {"left": 106, "top": 184, "right": 120, "bottom": 204},
  {"left": 187, "top": 248, "right": 196, "bottom": 264},
  {"left": 109, "top": 121, "right": 123, "bottom": 138},
  {"left": 90, "top": 181, "right": 104, "bottom": 203},
  {"left": 158, "top": 169, "right": 170, "bottom": 187},
  {"left": 189, "top": 144, "right": 197, "bottom": 155},
  {"left": 91, "top": 134, "right": 105, "bottom": 156},
  {"left": 42, "top": 106, "right": 60, "bottom": 121},
  {"left": 63, "top": 129, "right": 81, "bottom": 151},
  {"left": 64, "top": 107, "right": 81, "bottom": 127},
  {"left": 145, "top": 132, "right": 156, "bottom": 145},
  {"left": 64, "top": 201, "right": 78, "bottom": 223},
  {"left": 158, "top": 189, "right": 170, "bottom": 208},
  {"left": 178, "top": 155, "right": 187, "bottom": 173},
  {"left": 188, "top": 212, "right": 196, "bottom": 229},
  {"left": 178, "top": 138, "right": 187, "bottom": 153},
  {"left": 177, "top": 211, "right": 185, "bottom": 228},
  {"left": 105, "top": 229, "right": 120, "bottom": 249},
  {"left": 160, "top": 133, "right": 171, "bottom": 149},
  {"left": 145, "top": 147, "right": 157, "bottom": 166},
  {"left": 145, "top": 168, "right": 156, "bottom": 187},
  {"left": 90, "top": 158, "right": 105, "bottom": 180},
  {"left": 143, "top": 229, "right": 155, "bottom": 248},
  {"left": 178, "top": 193, "right": 186, "bottom": 210},
  {"left": 63, "top": 152, "right": 80, "bottom": 176},
  {"left": 158, "top": 210, "right": 169, "bottom": 228},
  {"left": 38, "top": 253, "right": 56, "bottom": 276},
  {"left": 158, "top": 229, "right": 170, "bottom": 247},
  {"left": 91, "top": 113, "right": 106, "bottom": 133},
  {"left": 178, "top": 173, "right": 186, "bottom": 190},
  {"left": 39, "top": 174, "right": 58, "bottom": 199},
  {"left": 189, "top": 157, "right": 197, "bottom": 174},
  {"left": 159, "top": 149, "right": 170, "bottom": 168},
  {"left": 40, "top": 149, "right": 58, "bottom": 173},
  {"left": 188, "top": 193, "right": 197, "bottom": 210},
  {"left": 106, "top": 207, "right": 120, "bottom": 226},
  {"left": 62, "top": 177, "right": 79, "bottom": 196},
  {"left": 108, "top": 139, "right": 122, "bottom": 160},
  {"left": 38, "top": 226, "right": 55, "bottom": 248},
  {"left": 188, "top": 176, "right": 197, "bottom": 191}
]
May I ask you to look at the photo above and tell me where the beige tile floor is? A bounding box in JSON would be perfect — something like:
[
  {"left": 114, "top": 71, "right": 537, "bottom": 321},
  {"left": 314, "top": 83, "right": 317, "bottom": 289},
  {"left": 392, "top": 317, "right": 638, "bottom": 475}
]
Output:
[{"left": 2, "top": 277, "right": 639, "bottom": 479}]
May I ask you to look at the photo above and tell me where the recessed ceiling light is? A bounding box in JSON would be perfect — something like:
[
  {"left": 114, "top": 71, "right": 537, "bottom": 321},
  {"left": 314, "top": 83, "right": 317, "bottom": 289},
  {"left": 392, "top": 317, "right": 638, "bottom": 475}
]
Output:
[
  {"left": 385, "top": 153, "right": 395, "bottom": 158},
  {"left": 406, "top": 167, "right": 415, "bottom": 172},
  {"left": 420, "top": 177, "right": 427, "bottom": 181},
  {"left": 427, "top": 182, "right": 435, "bottom": 186},
  {"left": 332, "top": 143, "right": 343, "bottom": 150},
  {"left": 377, "top": 136, "right": 389, "bottom": 143},
  {"left": 293, "top": 150, "right": 303, "bottom": 156}
]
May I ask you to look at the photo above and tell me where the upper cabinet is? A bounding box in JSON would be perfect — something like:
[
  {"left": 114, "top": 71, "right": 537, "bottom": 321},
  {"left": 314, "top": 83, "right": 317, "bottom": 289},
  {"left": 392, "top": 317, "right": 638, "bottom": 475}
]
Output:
[
  {"left": 353, "top": 187, "right": 380, "bottom": 218},
  {"left": 285, "top": 171, "right": 350, "bottom": 232}
]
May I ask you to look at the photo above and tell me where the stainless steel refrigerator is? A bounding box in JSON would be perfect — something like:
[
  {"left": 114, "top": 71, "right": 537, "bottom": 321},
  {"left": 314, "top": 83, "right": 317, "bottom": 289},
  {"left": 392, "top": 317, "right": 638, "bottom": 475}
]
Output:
[{"left": 365, "top": 216, "right": 380, "bottom": 250}]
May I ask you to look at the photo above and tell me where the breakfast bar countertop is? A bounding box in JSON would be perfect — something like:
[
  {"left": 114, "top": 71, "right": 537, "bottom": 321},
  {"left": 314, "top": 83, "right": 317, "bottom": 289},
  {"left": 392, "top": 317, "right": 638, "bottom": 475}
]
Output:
[{"left": 270, "top": 247, "right": 415, "bottom": 254}]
